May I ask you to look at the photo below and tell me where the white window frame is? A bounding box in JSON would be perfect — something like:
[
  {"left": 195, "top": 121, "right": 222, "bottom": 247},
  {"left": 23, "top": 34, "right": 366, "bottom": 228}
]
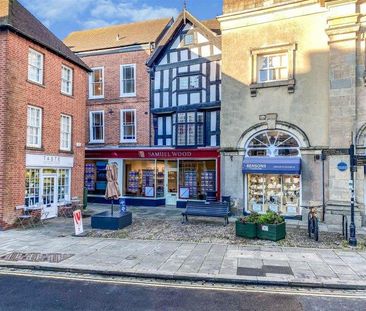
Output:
[
  {"left": 89, "top": 67, "right": 104, "bottom": 99},
  {"left": 61, "top": 65, "right": 73, "bottom": 95},
  {"left": 27, "top": 105, "right": 42, "bottom": 148},
  {"left": 60, "top": 114, "right": 72, "bottom": 151},
  {"left": 183, "top": 33, "right": 195, "bottom": 46},
  {"left": 120, "top": 64, "right": 136, "bottom": 97},
  {"left": 120, "top": 109, "right": 137, "bottom": 143},
  {"left": 257, "top": 53, "right": 288, "bottom": 83},
  {"left": 28, "top": 48, "right": 44, "bottom": 85},
  {"left": 89, "top": 111, "right": 105, "bottom": 143}
]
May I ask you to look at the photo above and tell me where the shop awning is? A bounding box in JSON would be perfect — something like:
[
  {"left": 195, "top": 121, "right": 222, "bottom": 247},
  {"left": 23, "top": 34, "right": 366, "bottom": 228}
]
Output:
[{"left": 242, "top": 157, "right": 301, "bottom": 175}]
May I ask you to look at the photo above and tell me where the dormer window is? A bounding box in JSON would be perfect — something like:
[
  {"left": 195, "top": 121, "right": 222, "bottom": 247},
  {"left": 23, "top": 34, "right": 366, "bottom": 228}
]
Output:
[{"left": 183, "top": 33, "right": 195, "bottom": 46}]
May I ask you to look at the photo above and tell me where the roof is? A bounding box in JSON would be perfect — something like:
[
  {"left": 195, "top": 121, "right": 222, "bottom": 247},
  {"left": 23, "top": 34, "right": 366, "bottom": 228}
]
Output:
[
  {"left": 147, "top": 10, "right": 222, "bottom": 67},
  {"left": 64, "top": 18, "right": 173, "bottom": 53},
  {"left": 0, "top": 0, "right": 89, "bottom": 71}
]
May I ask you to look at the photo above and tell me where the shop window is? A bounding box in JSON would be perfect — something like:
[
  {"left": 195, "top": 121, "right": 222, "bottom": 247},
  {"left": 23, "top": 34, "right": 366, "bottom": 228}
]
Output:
[
  {"left": 173, "top": 112, "right": 204, "bottom": 147},
  {"left": 246, "top": 130, "right": 300, "bottom": 157},
  {"left": 89, "top": 111, "right": 104, "bottom": 143},
  {"left": 25, "top": 169, "right": 40, "bottom": 207},
  {"left": 27, "top": 105, "right": 42, "bottom": 148},
  {"left": 28, "top": 48, "right": 44, "bottom": 84},
  {"left": 85, "top": 160, "right": 108, "bottom": 195},
  {"left": 120, "top": 109, "right": 136, "bottom": 142},
  {"left": 89, "top": 67, "right": 104, "bottom": 99},
  {"left": 179, "top": 160, "right": 216, "bottom": 200},
  {"left": 120, "top": 64, "right": 136, "bottom": 97},
  {"left": 61, "top": 65, "right": 73, "bottom": 95},
  {"left": 60, "top": 115, "right": 72, "bottom": 151},
  {"left": 58, "top": 169, "right": 71, "bottom": 201}
]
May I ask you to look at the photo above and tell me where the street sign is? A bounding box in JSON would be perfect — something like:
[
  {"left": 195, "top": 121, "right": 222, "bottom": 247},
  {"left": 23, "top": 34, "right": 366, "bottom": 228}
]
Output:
[
  {"left": 73, "top": 210, "right": 84, "bottom": 236},
  {"left": 356, "top": 155, "right": 366, "bottom": 166}
]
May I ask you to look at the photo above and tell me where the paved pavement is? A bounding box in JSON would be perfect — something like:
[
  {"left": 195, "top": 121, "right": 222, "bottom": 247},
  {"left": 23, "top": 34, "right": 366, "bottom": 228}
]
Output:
[
  {"left": 1, "top": 212, "right": 366, "bottom": 290},
  {"left": 1, "top": 272, "right": 366, "bottom": 311}
]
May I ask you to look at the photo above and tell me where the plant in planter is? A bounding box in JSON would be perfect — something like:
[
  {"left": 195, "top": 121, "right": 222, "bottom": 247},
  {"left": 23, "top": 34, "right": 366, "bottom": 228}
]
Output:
[
  {"left": 235, "top": 212, "right": 259, "bottom": 239},
  {"left": 257, "top": 210, "right": 286, "bottom": 241}
]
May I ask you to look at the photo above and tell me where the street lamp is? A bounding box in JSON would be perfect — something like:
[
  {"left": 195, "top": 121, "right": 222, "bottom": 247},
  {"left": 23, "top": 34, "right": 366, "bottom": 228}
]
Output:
[{"left": 349, "top": 142, "right": 357, "bottom": 247}]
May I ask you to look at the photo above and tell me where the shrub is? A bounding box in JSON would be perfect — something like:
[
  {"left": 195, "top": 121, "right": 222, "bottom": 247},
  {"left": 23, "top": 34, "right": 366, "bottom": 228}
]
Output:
[
  {"left": 238, "top": 212, "right": 259, "bottom": 224},
  {"left": 258, "top": 210, "right": 285, "bottom": 225}
]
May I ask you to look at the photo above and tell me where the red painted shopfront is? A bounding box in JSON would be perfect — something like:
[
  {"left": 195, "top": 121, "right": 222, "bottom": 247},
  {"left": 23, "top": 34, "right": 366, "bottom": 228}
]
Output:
[{"left": 85, "top": 148, "right": 220, "bottom": 207}]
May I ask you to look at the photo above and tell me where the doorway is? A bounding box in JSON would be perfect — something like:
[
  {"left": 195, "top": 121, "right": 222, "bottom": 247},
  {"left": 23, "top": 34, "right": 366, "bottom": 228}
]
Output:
[
  {"left": 41, "top": 175, "right": 58, "bottom": 218},
  {"left": 165, "top": 161, "right": 177, "bottom": 206}
]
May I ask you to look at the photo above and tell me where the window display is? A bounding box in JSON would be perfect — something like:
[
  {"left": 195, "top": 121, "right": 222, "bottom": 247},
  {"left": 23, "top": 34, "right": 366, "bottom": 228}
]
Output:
[
  {"left": 124, "top": 160, "right": 157, "bottom": 197},
  {"left": 85, "top": 160, "right": 108, "bottom": 195},
  {"left": 248, "top": 174, "right": 300, "bottom": 215}
]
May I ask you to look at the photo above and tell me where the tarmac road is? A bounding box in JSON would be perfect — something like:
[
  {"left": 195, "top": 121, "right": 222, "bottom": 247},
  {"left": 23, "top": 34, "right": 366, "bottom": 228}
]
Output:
[{"left": 0, "top": 269, "right": 365, "bottom": 311}]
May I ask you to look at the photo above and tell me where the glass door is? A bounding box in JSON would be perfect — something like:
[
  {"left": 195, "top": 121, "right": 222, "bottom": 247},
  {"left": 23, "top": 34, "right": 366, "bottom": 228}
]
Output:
[
  {"left": 41, "top": 175, "right": 58, "bottom": 218},
  {"left": 165, "top": 161, "right": 177, "bottom": 206}
]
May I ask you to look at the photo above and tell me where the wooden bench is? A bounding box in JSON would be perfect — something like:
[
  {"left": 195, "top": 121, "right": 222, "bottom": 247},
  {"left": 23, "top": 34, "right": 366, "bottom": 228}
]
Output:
[{"left": 182, "top": 201, "right": 230, "bottom": 226}]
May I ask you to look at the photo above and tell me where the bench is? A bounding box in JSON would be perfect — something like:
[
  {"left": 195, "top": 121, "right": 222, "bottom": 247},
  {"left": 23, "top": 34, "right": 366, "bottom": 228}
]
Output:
[{"left": 182, "top": 201, "right": 230, "bottom": 226}]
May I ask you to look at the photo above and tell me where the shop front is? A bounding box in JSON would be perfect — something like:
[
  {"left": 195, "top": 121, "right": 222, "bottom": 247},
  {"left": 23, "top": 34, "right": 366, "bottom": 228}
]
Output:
[
  {"left": 25, "top": 154, "right": 74, "bottom": 218},
  {"left": 85, "top": 148, "right": 220, "bottom": 207},
  {"left": 243, "top": 130, "right": 302, "bottom": 218}
]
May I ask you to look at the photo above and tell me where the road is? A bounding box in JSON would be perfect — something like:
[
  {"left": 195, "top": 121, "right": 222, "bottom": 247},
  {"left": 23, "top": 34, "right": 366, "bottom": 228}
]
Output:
[{"left": 0, "top": 270, "right": 365, "bottom": 311}]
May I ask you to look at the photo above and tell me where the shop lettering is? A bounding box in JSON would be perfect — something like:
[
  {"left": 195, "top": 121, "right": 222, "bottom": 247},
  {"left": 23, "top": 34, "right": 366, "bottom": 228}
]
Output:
[
  {"left": 140, "top": 151, "right": 193, "bottom": 158},
  {"left": 43, "top": 155, "right": 61, "bottom": 164},
  {"left": 246, "top": 164, "right": 266, "bottom": 169}
]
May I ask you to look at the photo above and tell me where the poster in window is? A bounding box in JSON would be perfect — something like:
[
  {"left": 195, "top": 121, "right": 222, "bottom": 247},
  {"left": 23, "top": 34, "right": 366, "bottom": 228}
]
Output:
[{"left": 179, "top": 187, "right": 190, "bottom": 199}]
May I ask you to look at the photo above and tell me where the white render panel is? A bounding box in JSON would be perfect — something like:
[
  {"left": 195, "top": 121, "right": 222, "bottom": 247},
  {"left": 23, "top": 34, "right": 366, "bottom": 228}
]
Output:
[
  {"left": 210, "top": 135, "right": 217, "bottom": 147},
  {"left": 158, "top": 118, "right": 163, "bottom": 135},
  {"left": 202, "top": 63, "right": 206, "bottom": 75},
  {"left": 172, "top": 79, "right": 177, "bottom": 92},
  {"left": 190, "top": 64, "right": 200, "bottom": 72},
  {"left": 218, "top": 61, "right": 222, "bottom": 79},
  {"left": 166, "top": 116, "right": 172, "bottom": 135},
  {"left": 172, "top": 68, "right": 177, "bottom": 79},
  {"left": 163, "top": 92, "right": 169, "bottom": 108},
  {"left": 219, "top": 84, "right": 222, "bottom": 101},
  {"left": 178, "top": 66, "right": 188, "bottom": 73},
  {"left": 172, "top": 37, "right": 180, "bottom": 49},
  {"left": 180, "top": 49, "right": 188, "bottom": 61},
  {"left": 166, "top": 138, "right": 172, "bottom": 146},
  {"left": 211, "top": 111, "right": 217, "bottom": 131},
  {"left": 170, "top": 51, "right": 178, "bottom": 63},
  {"left": 158, "top": 139, "right": 163, "bottom": 146},
  {"left": 202, "top": 76, "right": 207, "bottom": 89},
  {"left": 183, "top": 24, "right": 193, "bottom": 31},
  {"left": 163, "top": 70, "right": 169, "bottom": 88},
  {"left": 154, "top": 93, "right": 160, "bottom": 108},
  {"left": 191, "top": 47, "right": 199, "bottom": 59},
  {"left": 154, "top": 71, "right": 161, "bottom": 90},
  {"left": 172, "top": 94, "right": 177, "bottom": 106},
  {"left": 210, "top": 61, "right": 216, "bottom": 81},
  {"left": 160, "top": 55, "right": 167, "bottom": 65},
  {"left": 213, "top": 46, "right": 221, "bottom": 55},
  {"left": 190, "top": 92, "right": 200, "bottom": 105},
  {"left": 197, "top": 32, "right": 209, "bottom": 44},
  {"left": 202, "top": 90, "right": 207, "bottom": 102},
  {"left": 178, "top": 93, "right": 187, "bottom": 106},
  {"left": 210, "top": 85, "right": 216, "bottom": 102},
  {"left": 201, "top": 45, "right": 211, "bottom": 57}
]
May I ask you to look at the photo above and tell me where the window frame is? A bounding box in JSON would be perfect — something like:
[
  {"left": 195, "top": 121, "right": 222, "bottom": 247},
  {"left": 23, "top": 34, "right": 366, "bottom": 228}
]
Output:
[
  {"left": 61, "top": 65, "right": 73, "bottom": 96},
  {"left": 60, "top": 114, "right": 72, "bottom": 151},
  {"left": 120, "top": 64, "right": 136, "bottom": 97},
  {"left": 178, "top": 75, "right": 201, "bottom": 91},
  {"left": 89, "top": 110, "right": 105, "bottom": 143},
  {"left": 89, "top": 67, "right": 104, "bottom": 99},
  {"left": 183, "top": 33, "right": 196, "bottom": 46},
  {"left": 257, "top": 53, "right": 288, "bottom": 83},
  {"left": 28, "top": 48, "right": 44, "bottom": 85},
  {"left": 172, "top": 112, "right": 205, "bottom": 147},
  {"left": 26, "top": 105, "right": 42, "bottom": 148},
  {"left": 120, "top": 109, "right": 137, "bottom": 143}
]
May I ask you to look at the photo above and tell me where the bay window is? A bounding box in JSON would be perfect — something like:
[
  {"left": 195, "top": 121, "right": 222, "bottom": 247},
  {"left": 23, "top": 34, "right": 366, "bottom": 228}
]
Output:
[{"left": 173, "top": 112, "right": 204, "bottom": 147}]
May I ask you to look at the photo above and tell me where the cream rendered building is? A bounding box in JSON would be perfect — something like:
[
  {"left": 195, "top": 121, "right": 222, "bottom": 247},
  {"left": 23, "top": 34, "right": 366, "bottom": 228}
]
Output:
[{"left": 219, "top": 0, "right": 366, "bottom": 228}]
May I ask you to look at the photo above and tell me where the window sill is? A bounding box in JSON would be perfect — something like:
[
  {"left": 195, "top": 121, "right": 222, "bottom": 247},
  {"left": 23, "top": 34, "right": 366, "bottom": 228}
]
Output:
[
  {"left": 249, "top": 79, "right": 296, "bottom": 97},
  {"left": 89, "top": 141, "right": 105, "bottom": 144},
  {"left": 89, "top": 96, "right": 104, "bottom": 100},
  {"left": 120, "top": 94, "right": 137, "bottom": 98},
  {"left": 25, "top": 146, "right": 44, "bottom": 151},
  {"left": 120, "top": 141, "right": 137, "bottom": 144},
  {"left": 59, "top": 149, "right": 74, "bottom": 154},
  {"left": 27, "top": 79, "right": 45, "bottom": 88},
  {"left": 61, "top": 92, "right": 74, "bottom": 99}
]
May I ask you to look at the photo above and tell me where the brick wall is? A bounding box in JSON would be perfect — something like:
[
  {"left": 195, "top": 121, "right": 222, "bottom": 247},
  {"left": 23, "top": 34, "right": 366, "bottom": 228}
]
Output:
[
  {"left": 0, "top": 31, "right": 88, "bottom": 228},
  {"left": 82, "top": 49, "right": 151, "bottom": 147}
]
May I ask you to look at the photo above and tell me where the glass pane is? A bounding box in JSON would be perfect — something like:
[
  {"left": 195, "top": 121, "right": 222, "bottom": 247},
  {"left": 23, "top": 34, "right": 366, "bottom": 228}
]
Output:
[
  {"left": 187, "top": 112, "right": 195, "bottom": 123},
  {"left": 190, "top": 76, "right": 200, "bottom": 89},
  {"left": 177, "top": 124, "right": 186, "bottom": 145},
  {"left": 179, "top": 77, "right": 189, "bottom": 90},
  {"left": 187, "top": 124, "right": 195, "bottom": 145},
  {"left": 178, "top": 113, "right": 186, "bottom": 123},
  {"left": 197, "top": 112, "right": 204, "bottom": 123},
  {"left": 259, "top": 70, "right": 267, "bottom": 82},
  {"left": 184, "top": 34, "right": 194, "bottom": 45},
  {"left": 260, "top": 56, "right": 268, "bottom": 69}
]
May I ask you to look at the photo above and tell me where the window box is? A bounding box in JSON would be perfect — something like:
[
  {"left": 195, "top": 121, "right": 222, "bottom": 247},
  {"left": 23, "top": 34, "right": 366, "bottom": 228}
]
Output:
[
  {"left": 235, "top": 221, "right": 257, "bottom": 239},
  {"left": 257, "top": 222, "right": 286, "bottom": 241}
]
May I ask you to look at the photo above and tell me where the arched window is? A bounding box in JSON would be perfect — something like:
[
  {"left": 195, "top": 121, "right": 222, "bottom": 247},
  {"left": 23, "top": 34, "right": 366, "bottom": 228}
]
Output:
[{"left": 246, "top": 130, "right": 300, "bottom": 157}]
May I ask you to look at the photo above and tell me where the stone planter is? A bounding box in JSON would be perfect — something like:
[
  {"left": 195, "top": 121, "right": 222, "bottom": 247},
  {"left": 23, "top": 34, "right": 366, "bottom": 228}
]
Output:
[
  {"left": 235, "top": 220, "right": 257, "bottom": 239},
  {"left": 257, "top": 222, "right": 286, "bottom": 241}
]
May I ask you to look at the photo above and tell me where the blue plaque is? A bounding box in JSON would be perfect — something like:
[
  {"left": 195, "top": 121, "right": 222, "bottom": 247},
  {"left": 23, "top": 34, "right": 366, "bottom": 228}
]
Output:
[{"left": 337, "top": 162, "right": 348, "bottom": 172}]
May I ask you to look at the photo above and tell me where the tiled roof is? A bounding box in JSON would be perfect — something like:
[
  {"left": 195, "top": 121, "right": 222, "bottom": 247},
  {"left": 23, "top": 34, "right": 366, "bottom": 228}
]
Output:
[
  {"left": 64, "top": 18, "right": 173, "bottom": 53},
  {"left": 202, "top": 18, "right": 221, "bottom": 36},
  {"left": 0, "top": 0, "right": 89, "bottom": 71}
]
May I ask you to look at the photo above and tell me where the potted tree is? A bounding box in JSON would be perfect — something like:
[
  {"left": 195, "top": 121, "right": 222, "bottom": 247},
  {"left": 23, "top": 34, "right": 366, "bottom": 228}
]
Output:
[
  {"left": 257, "top": 210, "right": 286, "bottom": 241},
  {"left": 235, "top": 212, "right": 259, "bottom": 239}
]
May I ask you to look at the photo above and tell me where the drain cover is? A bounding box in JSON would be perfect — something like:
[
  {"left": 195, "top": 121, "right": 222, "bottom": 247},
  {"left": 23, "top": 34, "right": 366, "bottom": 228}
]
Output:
[
  {"left": 125, "top": 255, "right": 137, "bottom": 260},
  {"left": 0, "top": 252, "right": 74, "bottom": 263},
  {"left": 237, "top": 265, "right": 293, "bottom": 277}
]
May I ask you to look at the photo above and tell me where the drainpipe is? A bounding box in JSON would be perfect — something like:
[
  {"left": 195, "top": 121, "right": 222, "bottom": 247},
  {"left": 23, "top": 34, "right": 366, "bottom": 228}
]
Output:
[{"left": 321, "top": 152, "right": 326, "bottom": 222}]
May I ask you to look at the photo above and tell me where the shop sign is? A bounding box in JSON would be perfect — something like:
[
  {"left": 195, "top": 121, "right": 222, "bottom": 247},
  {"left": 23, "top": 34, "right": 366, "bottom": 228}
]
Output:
[
  {"left": 26, "top": 154, "right": 74, "bottom": 168},
  {"left": 73, "top": 210, "right": 84, "bottom": 236},
  {"left": 322, "top": 148, "right": 349, "bottom": 156},
  {"left": 139, "top": 151, "right": 193, "bottom": 159},
  {"left": 337, "top": 162, "right": 348, "bottom": 172},
  {"left": 242, "top": 157, "right": 301, "bottom": 175}
]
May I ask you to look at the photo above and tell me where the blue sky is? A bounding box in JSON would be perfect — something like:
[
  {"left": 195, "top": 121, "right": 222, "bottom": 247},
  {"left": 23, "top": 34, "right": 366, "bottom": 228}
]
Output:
[{"left": 21, "top": 0, "right": 223, "bottom": 39}]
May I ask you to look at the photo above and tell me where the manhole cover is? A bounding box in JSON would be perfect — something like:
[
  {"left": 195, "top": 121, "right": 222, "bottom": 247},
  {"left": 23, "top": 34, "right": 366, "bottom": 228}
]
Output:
[
  {"left": 125, "top": 255, "right": 137, "bottom": 260},
  {"left": 0, "top": 252, "right": 74, "bottom": 263}
]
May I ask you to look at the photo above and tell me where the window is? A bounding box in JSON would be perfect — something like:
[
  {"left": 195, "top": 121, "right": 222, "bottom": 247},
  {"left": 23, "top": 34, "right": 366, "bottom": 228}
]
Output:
[
  {"left": 89, "top": 67, "right": 104, "bottom": 99},
  {"left": 60, "top": 115, "right": 72, "bottom": 151},
  {"left": 178, "top": 75, "right": 200, "bottom": 90},
  {"left": 258, "top": 54, "right": 288, "bottom": 83},
  {"left": 120, "top": 64, "right": 136, "bottom": 97},
  {"left": 173, "top": 112, "right": 204, "bottom": 146},
  {"left": 183, "top": 33, "right": 195, "bottom": 46},
  {"left": 58, "top": 169, "right": 70, "bottom": 202},
  {"left": 61, "top": 65, "right": 73, "bottom": 95},
  {"left": 121, "top": 109, "right": 137, "bottom": 142},
  {"left": 27, "top": 106, "right": 42, "bottom": 148},
  {"left": 25, "top": 169, "right": 40, "bottom": 207},
  {"left": 28, "top": 49, "right": 44, "bottom": 84},
  {"left": 90, "top": 111, "right": 104, "bottom": 143}
]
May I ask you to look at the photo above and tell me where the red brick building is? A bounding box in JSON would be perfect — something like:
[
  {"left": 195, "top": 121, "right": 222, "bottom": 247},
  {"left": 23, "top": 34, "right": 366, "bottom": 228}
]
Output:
[
  {"left": 64, "top": 19, "right": 172, "bottom": 204},
  {"left": 0, "top": 0, "right": 89, "bottom": 229}
]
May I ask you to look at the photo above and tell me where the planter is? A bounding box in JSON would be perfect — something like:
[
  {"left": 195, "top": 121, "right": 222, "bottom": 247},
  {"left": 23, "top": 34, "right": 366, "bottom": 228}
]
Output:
[
  {"left": 235, "top": 221, "right": 257, "bottom": 239},
  {"left": 257, "top": 222, "right": 286, "bottom": 241}
]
